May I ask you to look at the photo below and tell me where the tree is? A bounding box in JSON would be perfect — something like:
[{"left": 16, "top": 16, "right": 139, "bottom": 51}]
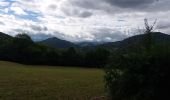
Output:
[
  {"left": 60, "top": 47, "right": 82, "bottom": 66},
  {"left": 105, "top": 19, "right": 170, "bottom": 100},
  {"left": 144, "top": 18, "right": 157, "bottom": 50},
  {"left": 4, "top": 33, "right": 35, "bottom": 63},
  {"left": 85, "top": 48, "right": 110, "bottom": 68},
  {"left": 15, "top": 33, "right": 32, "bottom": 41}
]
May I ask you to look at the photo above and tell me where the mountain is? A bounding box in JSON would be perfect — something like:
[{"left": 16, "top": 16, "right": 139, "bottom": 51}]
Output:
[
  {"left": 1, "top": 31, "right": 170, "bottom": 49},
  {"left": 38, "top": 37, "right": 78, "bottom": 48},
  {"left": 39, "top": 32, "right": 170, "bottom": 49},
  {"left": 99, "top": 32, "right": 170, "bottom": 49},
  {"left": 76, "top": 42, "right": 105, "bottom": 47}
]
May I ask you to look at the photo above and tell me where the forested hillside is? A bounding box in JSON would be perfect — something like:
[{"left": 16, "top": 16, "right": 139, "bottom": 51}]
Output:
[
  {"left": 0, "top": 32, "right": 110, "bottom": 67},
  {"left": 1, "top": 31, "right": 170, "bottom": 68}
]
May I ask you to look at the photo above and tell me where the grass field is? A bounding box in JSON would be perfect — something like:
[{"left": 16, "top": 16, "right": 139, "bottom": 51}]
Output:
[{"left": 0, "top": 61, "right": 105, "bottom": 100}]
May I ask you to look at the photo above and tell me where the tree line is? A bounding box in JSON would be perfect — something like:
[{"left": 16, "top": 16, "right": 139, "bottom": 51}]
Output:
[{"left": 0, "top": 33, "right": 110, "bottom": 68}]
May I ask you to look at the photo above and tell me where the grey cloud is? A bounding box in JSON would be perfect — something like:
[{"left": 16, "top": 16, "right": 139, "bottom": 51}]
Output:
[
  {"left": 78, "top": 11, "right": 93, "bottom": 18},
  {"left": 52, "top": 31, "right": 82, "bottom": 42},
  {"left": 92, "top": 28, "right": 127, "bottom": 42},
  {"left": 69, "top": 0, "right": 103, "bottom": 10},
  {"left": 29, "top": 33, "right": 54, "bottom": 41},
  {"left": 13, "top": 29, "right": 27, "bottom": 34},
  {"left": 52, "top": 31, "right": 78, "bottom": 41},
  {"left": 3, "top": 0, "right": 170, "bottom": 42},
  {"left": 30, "top": 25, "right": 48, "bottom": 32},
  {"left": 68, "top": 0, "right": 114, "bottom": 13},
  {"left": 61, "top": 7, "right": 93, "bottom": 18},
  {"left": 146, "top": 0, "right": 170, "bottom": 12},
  {"left": 157, "top": 24, "right": 170, "bottom": 29},
  {"left": 68, "top": 0, "right": 164, "bottom": 14},
  {"left": 0, "top": 21, "right": 4, "bottom": 25},
  {"left": 106, "top": 0, "right": 156, "bottom": 8},
  {"left": 48, "top": 4, "right": 57, "bottom": 10},
  {"left": 157, "top": 21, "right": 170, "bottom": 29}
]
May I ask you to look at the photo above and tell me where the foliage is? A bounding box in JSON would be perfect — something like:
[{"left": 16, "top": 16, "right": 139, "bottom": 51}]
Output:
[
  {"left": 85, "top": 48, "right": 110, "bottom": 68},
  {"left": 15, "top": 33, "right": 33, "bottom": 41},
  {"left": 105, "top": 19, "right": 170, "bottom": 100},
  {"left": 105, "top": 45, "right": 170, "bottom": 100},
  {"left": 0, "top": 33, "right": 110, "bottom": 68}
]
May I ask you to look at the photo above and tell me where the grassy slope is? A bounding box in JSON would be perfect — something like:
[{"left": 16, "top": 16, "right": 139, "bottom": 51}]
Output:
[{"left": 0, "top": 61, "right": 105, "bottom": 100}]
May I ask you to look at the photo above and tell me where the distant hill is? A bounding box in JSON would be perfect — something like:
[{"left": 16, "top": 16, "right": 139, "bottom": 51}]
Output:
[
  {"left": 0, "top": 32, "right": 13, "bottom": 44},
  {"left": 38, "top": 37, "right": 78, "bottom": 48},
  {"left": 76, "top": 42, "right": 104, "bottom": 47},
  {"left": 1, "top": 31, "right": 170, "bottom": 49},
  {"left": 99, "top": 32, "right": 170, "bottom": 49},
  {"left": 39, "top": 32, "right": 170, "bottom": 49}
]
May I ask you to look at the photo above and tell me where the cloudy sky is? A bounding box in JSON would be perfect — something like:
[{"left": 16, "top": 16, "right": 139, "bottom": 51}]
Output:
[{"left": 0, "top": 0, "right": 170, "bottom": 42}]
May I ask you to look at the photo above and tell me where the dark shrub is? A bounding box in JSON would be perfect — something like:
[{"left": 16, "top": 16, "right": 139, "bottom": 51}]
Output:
[{"left": 105, "top": 45, "right": 170, "bottom": 100}]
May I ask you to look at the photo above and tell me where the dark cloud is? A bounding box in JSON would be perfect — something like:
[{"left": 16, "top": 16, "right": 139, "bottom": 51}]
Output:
[
  {"left": 106, "top": 0, "right": 156, "bottom": 8},
  {"left": 78, "top": 11, "right": 93, "bottom": 18},
  {"left": 48, "top": 4, "right": 57, "bottom": 10},
  {"left": 69, "top": 0, "right": 102, "bottom": 10},
  {"left": 61, "top": 7, "right": 93, "bottom": 18},
  {"left": 30, "top": 25, "right": 48, "bottom": 32},
  {"left": 68, "top": 0, "right": 162, "bottom": 14},
  {"left": 68, "top": 0, "right": 115, "bottom": 13}
]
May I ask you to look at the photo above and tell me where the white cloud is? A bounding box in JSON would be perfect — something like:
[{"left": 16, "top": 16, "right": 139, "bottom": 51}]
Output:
[
  {"left": 10, "top": 6, "right": 27, "bottom": 15},
  {"left": 0, "top": 1, "right": 10, "bottom": 7},
  {"left": 0, "top": 0, "right": 170, "bottom": 42}
]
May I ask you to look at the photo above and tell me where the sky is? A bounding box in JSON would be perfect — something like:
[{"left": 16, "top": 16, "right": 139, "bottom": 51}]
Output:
[{"left": 0, "top": 0, "right": 170, "bottom": 42}]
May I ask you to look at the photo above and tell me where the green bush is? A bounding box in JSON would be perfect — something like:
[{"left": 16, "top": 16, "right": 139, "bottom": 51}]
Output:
[{"left": 105, "top": 45, "right": 170, "bottom": 100}]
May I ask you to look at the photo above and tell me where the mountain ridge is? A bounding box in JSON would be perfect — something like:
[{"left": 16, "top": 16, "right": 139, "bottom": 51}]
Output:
[
  {"left": 1, "top": 32, "right": 170, "bottom": 49},
  {"left": 38, "top": 37, "right": 79, "bottom": 48},
  {"left": 98, "top": 32, "right": 170, "bottom": 48}
]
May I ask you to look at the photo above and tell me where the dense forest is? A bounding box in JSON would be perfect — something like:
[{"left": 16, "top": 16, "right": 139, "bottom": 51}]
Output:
[{"left": 0, "top": 32, "right": 110, "bottom": 67}]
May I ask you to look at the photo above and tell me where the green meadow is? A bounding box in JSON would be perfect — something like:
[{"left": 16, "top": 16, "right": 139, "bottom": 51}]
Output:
[{"left": 0, "top": 61, "right": 105, "bottom": 100}]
